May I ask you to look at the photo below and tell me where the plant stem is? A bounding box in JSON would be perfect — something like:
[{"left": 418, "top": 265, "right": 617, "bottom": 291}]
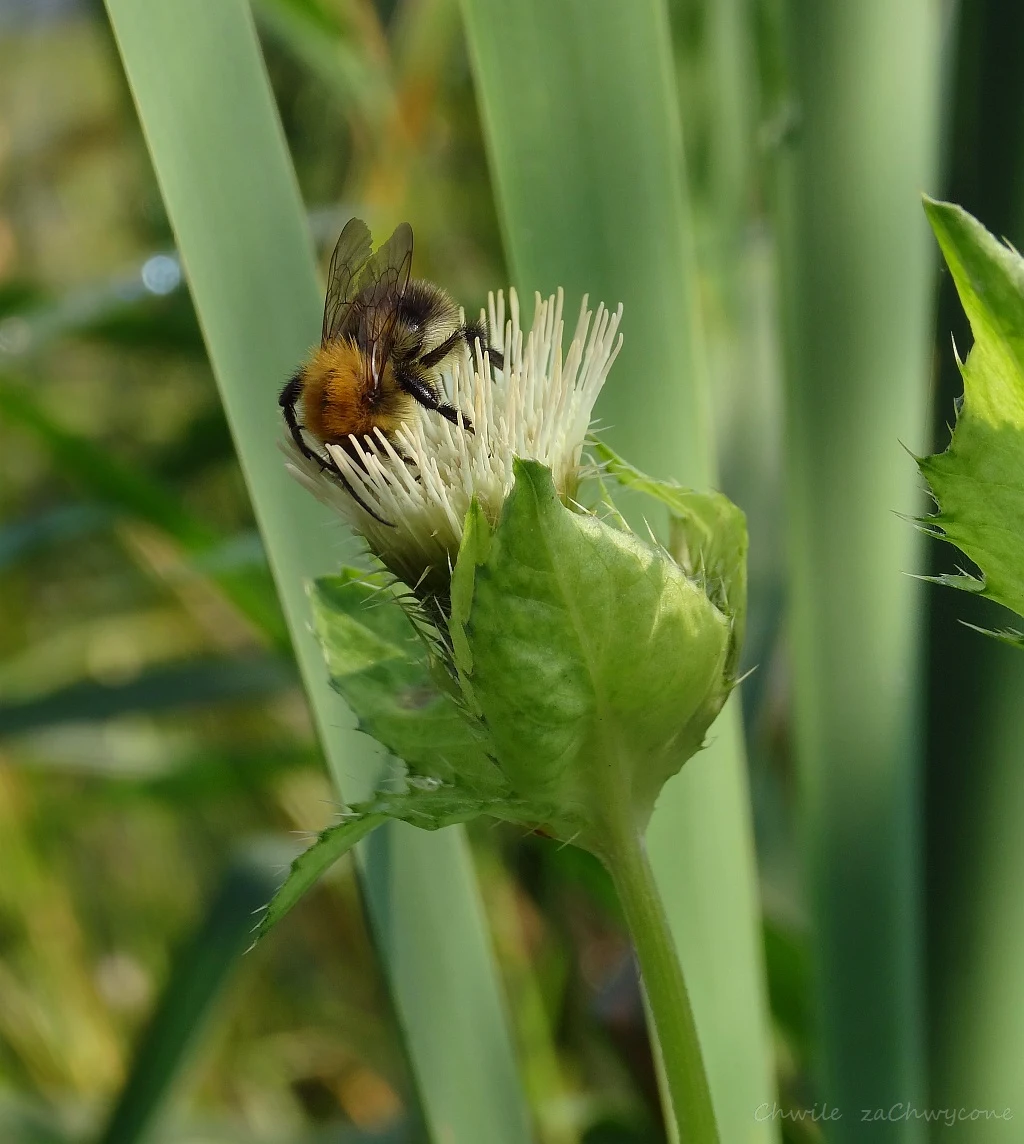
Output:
[{"left": 602, "top": 818, "right": 720, "bottom": 1144}]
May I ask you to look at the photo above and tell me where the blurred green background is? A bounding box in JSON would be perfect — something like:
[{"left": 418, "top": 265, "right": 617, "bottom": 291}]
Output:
[{"left": 0, "top": 1, "right": 1021, "bottom": 1142}]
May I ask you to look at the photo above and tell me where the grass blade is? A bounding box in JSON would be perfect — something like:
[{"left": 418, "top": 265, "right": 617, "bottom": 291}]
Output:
[
  {"left": 252, "top": 0, "right": 392, "bottom": 122},
  {"left": 94, "top": 851, "right": 282, "bottom": 1144},
  {"left": 0, "top": 656, "right": 295, "bottom": 736},
  {"left": 775, "top": 0, "right": 943, "bottom": 1129},
  {"left": 0, "top": 375, "right": 288, "bottom": 648},
  {"left": 926, "top": 2, "right": 1024, "bottom": 1121},
  {"left": 459, "top": 2, "right": 776, "bottom": 1137},
  {"left": 101, "top": 4, "right": 530, "bottom": 1141}
]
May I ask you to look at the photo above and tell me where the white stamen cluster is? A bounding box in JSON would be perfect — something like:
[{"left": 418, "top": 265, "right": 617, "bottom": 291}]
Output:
[{"left": 284, "top": 288, "right": 623, "bottom": 590}]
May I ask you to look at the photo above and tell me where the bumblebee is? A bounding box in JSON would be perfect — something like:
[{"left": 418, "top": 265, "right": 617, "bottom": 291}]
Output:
[{"left": 280, "top": 217, "right": 502, "bottom": 521}]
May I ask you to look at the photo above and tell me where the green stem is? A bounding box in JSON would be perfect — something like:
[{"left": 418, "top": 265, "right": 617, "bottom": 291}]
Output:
[{"left": 602, "top": 819, "right": 720, "bottom": 1144}]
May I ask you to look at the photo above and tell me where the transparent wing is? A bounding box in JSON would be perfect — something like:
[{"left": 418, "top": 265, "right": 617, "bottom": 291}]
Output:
[
  {"left": 321, "top": 217, "right": 373, "bottom": 346},
  {"left": 349, "top": 222, "right": 414, "bottom": 394}
]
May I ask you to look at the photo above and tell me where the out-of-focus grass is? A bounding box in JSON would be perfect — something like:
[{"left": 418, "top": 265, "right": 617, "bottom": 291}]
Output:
[
  {"left": 0, "top": 376, "right": 288, "bottom": 647},
  {"left": 775, "top": 0, "right": 943, "bottom": 1133},
  {"left": 94, "top": 849, "right": 284, "bottom": 1144},
  {"left": 926, "top": 2, "right": 1024, "bottom": 1129}
]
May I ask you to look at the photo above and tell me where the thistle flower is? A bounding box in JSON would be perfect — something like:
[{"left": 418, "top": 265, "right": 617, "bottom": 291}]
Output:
[
  {"left": 273, "top": 279, "right": 748, "bottom": 1144},
  {"left": 276, "top": 271, "right": 749, "bottom": 841},
  {"left": 284, "top": 289, "right": 622, "bottom": 593},
  {"left": 279, "top": 278, "right": 747, "bottom": 821}
]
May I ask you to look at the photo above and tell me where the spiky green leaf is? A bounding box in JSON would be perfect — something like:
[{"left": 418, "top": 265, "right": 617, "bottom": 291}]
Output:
[
  {"left": 591, "top": 436, "right": 748, "bottom": 668},
  {"left": 251, "top": 813, "right": 386, "bottom": 945},
  {"left": 920, "top": 199, "right": 1024, "bottom": 642},
  {"left": 310, "top": 570, "right": 507, "bottom": 795},
  {"left": 253, "top": 788, "right": 546, "bottom": 947}
]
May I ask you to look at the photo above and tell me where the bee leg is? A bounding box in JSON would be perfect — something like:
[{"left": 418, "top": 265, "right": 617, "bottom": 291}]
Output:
[
  {"left": 418, "top": 323, "right": 502, "bottom": 374},
  {"left": 462, "top": 319, "right": 504, "bottom": 372},
  {"left": 322, "top": 450, "right": 394, "bottom": 527},
  {"left": 279, "top": 374, "right": 393, "bottom": 526},
  {"left": 279, "top": 373, "right": 303, "bottom": 407},
  {"left": 279, "top": 374, "right": 329, "bottom": 468},
  {"left": 436, "top": 402, "right": 474, "bottom": 433},
  {"left": 418, "top": 329, "right": 465, "bottom": 370},
  {"left": 315, "top": 438, "right": 395, "bottom": 527},
  {"left": 399, "top": 369, "right": 475, "bottom": 434}
]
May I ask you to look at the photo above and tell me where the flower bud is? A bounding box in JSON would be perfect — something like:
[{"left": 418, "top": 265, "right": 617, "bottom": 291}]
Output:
[
  {"left": 261, "top": 284, "right": 749, "bottom": 938},
  {"left": 447, "top": 458, "right": 743, "bottom": 850}
]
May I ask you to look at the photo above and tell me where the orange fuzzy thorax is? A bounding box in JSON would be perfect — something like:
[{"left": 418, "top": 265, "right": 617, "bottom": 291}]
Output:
[{"left": 300, "top": 339, "right": 415, "bottom": 443}]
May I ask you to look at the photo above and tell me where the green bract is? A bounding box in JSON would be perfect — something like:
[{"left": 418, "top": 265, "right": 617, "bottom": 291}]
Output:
[
  {"left": 450, "top": 459, "right": 736, "bottom": 850},
  {"left": 254, "top": 452, "right": 747, "bottom": 941},
  {"left": 919, "top": 199, "right": 1024, "bottom": 643}
]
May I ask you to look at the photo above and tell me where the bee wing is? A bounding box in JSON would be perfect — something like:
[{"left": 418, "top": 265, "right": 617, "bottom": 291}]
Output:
[
  {"left": 321, "top": 217, "right": 374, "bottom": 346},
  {"left": 351, "top": 222, "right": 414, "bottom": 395}
]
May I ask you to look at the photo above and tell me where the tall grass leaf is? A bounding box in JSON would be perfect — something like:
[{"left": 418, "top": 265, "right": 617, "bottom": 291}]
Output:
[
  {"left": 775, "top": 1, "right": 942, "bottom": 1132},
  {"left": 459, "top": 1, "right": 776, "bottom": 1137},
  {"left": 101, "top": 4, "right": 530, "bottom": 1141},
  {"left": 925, "top": 11, "right": 1024, "bottom": 1122}
]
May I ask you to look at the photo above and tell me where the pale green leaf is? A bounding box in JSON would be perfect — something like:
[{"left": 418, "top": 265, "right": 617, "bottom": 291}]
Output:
[
  {"left": 453, "top": 459, "right": 732, "bottom": 844},
  {"left": 252, "top": 814, "right": 387, "bottom": 945},
  {"left": 253, "top": 789, "right": 544, "bottom": 947},
  {"left": 310, "top": 570, "right": 507, "bottom": 795},
  {"left": 591, "top": 436, "right": 748, "bottom": 666}
]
